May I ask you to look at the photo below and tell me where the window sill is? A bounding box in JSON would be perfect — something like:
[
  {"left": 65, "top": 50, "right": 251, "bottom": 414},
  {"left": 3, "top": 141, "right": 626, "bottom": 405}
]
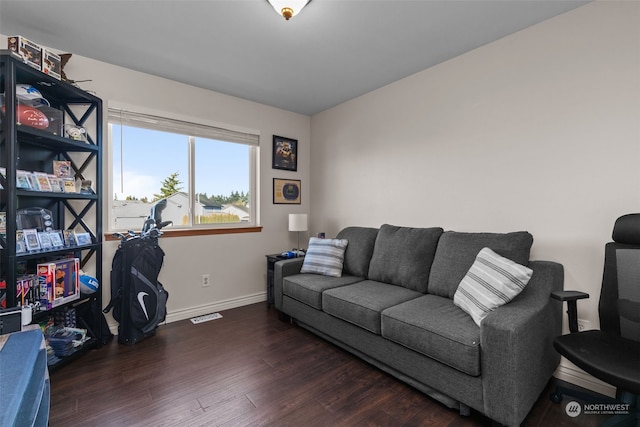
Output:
[{"left": 104, "top": 226, "right": 262, "bottom": 241}]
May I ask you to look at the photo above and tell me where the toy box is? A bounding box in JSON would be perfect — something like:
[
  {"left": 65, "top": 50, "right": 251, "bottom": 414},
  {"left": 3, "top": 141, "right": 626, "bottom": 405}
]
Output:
[
  {"left": 37, "top": 258, "right": 79, "bottom": 309},
  {"left": 7, "top": 35, "right": 42, "bottom": 71},
  {"left": 42, "top": 48, "right": 61, "bottom": 80}
]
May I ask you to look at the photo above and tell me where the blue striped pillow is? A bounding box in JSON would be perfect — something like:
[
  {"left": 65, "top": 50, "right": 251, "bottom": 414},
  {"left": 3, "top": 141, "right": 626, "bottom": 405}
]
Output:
[
  {"left": 453, "top": 247, "right": 532, "bottom": 326},
  {"left": 300, "top": 237, "right": 349, "bottom": 277}
]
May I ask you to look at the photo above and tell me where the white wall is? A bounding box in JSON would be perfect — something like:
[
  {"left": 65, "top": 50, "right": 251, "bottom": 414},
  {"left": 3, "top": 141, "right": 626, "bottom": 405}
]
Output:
[
  {"left": 2, "top": 33, "right": 311, "bottom": 322},
  {"left": 310, "top": 1, "right": 639, "bottom": 394},
  {"left": 74, "top": 58, "right": 311, "bottom": 322}
]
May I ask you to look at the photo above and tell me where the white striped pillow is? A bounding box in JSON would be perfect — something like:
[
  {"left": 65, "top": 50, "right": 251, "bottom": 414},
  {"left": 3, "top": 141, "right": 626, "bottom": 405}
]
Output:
[
  {"left": 453, "top": 247, "right": 533, "bottom": 327},
  {"left": 300, "top": 237, "right": 349, "bottom": 277}
]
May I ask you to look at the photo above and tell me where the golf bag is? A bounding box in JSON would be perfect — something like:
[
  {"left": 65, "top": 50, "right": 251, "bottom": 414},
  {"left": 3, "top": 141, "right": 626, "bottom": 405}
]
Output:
[{"left": 104, "top": 200, "right": 172, "bottom": 345}]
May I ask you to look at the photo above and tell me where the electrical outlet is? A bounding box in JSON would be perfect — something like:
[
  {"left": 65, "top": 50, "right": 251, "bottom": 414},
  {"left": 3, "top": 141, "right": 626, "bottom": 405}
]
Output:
[
  {"left": 201, "top": 274, "right": 210, "bottom": 287},
  {"left": 577, "top": 319, "right": 590, "bottom": 331}
]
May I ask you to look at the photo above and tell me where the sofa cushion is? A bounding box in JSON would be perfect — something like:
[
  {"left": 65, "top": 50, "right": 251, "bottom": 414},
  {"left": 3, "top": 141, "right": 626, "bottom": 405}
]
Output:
[
  {"left": 381, "top": 294, "right": 481, "bottom": 376},
  {"left": 300, "top": 237, "right": 349, "bottom": 277},
  {"left": 283, "top": 274, "right": 363, "bottom": 310},
  {"left": 336, "top": 226, "right": 379, "bottom": 278},
  {"left": 323, "top": 281, "right": 422, "bottom": 334},
  {"left": 367, "top": 224, "right": 444, "bottom": 292},
  {"left": 428, "top": 231, "right": 533, "bottom": 299},
  {"left": 454, "top": 247, "right": 533, "bottom": 326}
]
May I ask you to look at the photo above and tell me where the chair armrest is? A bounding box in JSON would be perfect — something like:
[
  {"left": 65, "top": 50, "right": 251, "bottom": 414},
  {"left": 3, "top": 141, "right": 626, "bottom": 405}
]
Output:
[
  {"left": 273, "top": 258, "right": 305, "bottom": 310},
  {"left": 551, "top": 290, "right": 590, "bottom": 333},
  {"left": 550, "top": 290, "right": 589, "bottom": 301}
]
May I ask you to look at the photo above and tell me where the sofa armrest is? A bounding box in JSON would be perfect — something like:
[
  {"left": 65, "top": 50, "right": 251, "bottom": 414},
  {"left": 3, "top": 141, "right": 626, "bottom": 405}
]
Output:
[
  {"left": 273, "top": 257, "right": 305, "bottom": 310},
  {"left": 479, "top": 260, "right": 564, "bottom": 427}
]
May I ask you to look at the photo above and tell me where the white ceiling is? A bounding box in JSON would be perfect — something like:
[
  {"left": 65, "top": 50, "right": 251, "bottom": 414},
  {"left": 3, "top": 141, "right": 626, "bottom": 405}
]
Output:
[{"left": 0, "top": 0, "right": 588, "bottom": 116}]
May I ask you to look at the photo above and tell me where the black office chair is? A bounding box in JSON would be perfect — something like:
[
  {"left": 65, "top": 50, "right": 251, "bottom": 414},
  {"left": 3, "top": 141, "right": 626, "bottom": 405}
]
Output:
[{"left": 551, "top": 213, "right": 640, "bottom": 426}]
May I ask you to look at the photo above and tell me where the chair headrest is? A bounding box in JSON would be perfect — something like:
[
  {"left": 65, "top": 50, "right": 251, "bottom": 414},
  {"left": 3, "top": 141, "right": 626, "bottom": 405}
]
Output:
[{"left": 612, "top": 213, "right": 640, "bottom": 245}]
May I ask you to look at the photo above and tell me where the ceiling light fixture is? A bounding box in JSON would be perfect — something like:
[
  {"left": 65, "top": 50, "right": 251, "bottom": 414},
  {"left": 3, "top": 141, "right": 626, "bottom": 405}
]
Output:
[{"left": 267, "top": 0, "right": 311, "bottom": 21}]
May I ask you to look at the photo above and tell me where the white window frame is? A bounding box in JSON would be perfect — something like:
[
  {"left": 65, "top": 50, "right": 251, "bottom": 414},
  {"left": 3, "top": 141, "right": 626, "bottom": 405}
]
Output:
[{"left": 107, "top": 104, "right": 259, "bottom": 233}]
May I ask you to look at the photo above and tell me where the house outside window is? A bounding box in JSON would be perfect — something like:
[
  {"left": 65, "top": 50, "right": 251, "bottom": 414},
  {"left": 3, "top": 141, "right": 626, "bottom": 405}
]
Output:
[{"left": 108, "top": 107, "right": 259, "bottom": 232}]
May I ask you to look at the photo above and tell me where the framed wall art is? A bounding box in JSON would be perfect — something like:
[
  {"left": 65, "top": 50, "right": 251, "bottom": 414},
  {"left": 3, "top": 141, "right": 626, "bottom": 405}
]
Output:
[
  {"left": 272, "top": 135, "right": 298, "bottom": 172},
  {"left": 273, "top": 178, "right": 301, "bottom": 204}
]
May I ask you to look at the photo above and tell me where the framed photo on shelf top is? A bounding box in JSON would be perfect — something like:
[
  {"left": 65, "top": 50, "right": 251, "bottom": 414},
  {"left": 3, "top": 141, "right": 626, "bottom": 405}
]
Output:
[
  {"left": 273, "top": 178, "right": 301, "bottom": 204},
  {"left": 272, "top": 135, "right": 298, "bottom": 172}
]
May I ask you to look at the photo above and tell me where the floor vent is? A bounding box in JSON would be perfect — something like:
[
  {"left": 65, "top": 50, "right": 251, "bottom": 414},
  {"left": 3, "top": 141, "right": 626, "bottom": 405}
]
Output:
[{"left": 190, "top": 312, "right": 223, "bottom": 324}]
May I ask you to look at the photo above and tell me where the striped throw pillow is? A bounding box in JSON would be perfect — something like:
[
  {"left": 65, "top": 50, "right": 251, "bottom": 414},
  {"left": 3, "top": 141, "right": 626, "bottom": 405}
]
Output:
[
  {"left": 300, "top": 237, "right": 349, "bottom": 277},
  {"left": 453, "top": 247, "right": 533, "bottom": 327}
]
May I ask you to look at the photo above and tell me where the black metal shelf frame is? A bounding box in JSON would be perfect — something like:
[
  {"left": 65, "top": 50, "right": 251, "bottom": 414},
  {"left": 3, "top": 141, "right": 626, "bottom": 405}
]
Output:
[{"left": 1, "top": 51, "right": 103, "bottom": 365}]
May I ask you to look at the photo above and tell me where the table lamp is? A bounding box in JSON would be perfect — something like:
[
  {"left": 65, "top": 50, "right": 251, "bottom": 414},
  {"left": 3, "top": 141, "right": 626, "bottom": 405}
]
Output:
[{"left": 288, "top": 213, "right": 308, "bottom": 256}]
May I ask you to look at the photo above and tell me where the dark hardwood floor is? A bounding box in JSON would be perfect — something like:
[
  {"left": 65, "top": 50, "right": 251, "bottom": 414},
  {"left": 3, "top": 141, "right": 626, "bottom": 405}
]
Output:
[{"left": 49, "top": 303, "right": 608, "bottom": 426}]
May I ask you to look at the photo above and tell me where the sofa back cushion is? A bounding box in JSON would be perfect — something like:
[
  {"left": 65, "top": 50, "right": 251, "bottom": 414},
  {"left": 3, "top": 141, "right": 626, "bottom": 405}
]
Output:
[
  {"left": 428, "top": 231, "right": 534, "bottom": 299},
  {"left": 367, "top": 224, "right": 444, "bottom": 292},
  {"left": 336, "top": 226, "right": 379, "bottom": 277}
]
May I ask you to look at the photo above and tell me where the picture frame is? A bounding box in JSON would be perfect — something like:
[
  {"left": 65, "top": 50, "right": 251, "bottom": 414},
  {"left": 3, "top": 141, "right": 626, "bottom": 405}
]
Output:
[
  {"left": 52, "top": 160, "right": 73, "bottom": 178},
  {"left": 16, "top": 230, "right": 26, "bottom": 253},
  {"left": 48, "top": 174, "right": 62, "bottom": 192},
  {"left": 37, "top": 231, "right": 53, "bottom": 250},
  {"left": 35, "top": 172, "right": 52, "bottom": 192},
  {"left": 23, "top": 228, "right": 41, "bottom": 251},
  {"left": 75, "top": 232, "right": 92, "bottom": 246},
  {"left": 62, "top": 178, "right": 77, "bottom": 193},
  {"left": 273, "top": 178, "right": 301, "bottom": 204},
  {"left": 49, "top": 230, "right": 64, "bottom": 248},
  {"left": 27, "top": 172, "right": 40, "bottom": 191},
  {"left": 16, "top": 170, "right": 32, "bottom": 189},
  {"left": 272, "top": 135, "right": 298, "bottom": 172},
  {"left": 63, "top": 229, "right": 77, "bottom": 246}
]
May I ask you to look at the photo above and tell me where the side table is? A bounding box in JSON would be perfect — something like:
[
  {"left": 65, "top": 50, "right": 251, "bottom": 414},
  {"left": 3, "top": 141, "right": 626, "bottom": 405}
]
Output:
[{"left": 265, "top": 254, "right": 287, "bottom": 306}]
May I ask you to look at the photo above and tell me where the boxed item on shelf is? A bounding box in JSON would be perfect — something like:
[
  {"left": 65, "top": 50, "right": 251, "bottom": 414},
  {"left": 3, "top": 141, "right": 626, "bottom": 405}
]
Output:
[
  {"left": 37, "top": 258, "right": 79, "bottom": 309},
  {"left": 42, "top": 49, "right": 61, "bottom": 80},
  {"left": 7, "top": 35, "right": 42, "bottom": 71}
]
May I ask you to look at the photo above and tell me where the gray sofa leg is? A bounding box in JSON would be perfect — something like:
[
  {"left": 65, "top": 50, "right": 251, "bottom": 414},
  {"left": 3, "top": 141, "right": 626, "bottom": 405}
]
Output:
[{"left": 459, "top": 403, "right": 471, "bottom": 416}]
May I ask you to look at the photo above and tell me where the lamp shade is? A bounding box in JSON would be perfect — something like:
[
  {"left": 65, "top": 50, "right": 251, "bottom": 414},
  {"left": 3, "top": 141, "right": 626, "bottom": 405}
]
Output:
[{"left": 289, "top": 213, "right": 308, "bottom": 232}]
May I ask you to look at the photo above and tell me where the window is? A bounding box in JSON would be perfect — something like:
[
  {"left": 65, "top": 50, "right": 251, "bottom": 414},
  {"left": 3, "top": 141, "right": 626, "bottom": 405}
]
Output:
[{"left": 108, "top": 107, "right": 259, "bottom": 232}]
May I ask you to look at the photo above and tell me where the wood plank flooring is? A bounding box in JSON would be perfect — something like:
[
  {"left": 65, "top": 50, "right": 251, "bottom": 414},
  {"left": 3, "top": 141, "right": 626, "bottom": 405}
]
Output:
[{"left": 49, "top": 303, "right": 609, "bottom": 426}]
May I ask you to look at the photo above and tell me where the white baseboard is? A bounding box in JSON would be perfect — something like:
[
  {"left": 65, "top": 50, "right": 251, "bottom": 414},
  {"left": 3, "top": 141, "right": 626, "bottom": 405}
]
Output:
[
  {"left": 554, "top": 362, "right": 616, "bottom": 398},
  {"left": 106, "top": 292, "right": 267, "bottom": 335}
]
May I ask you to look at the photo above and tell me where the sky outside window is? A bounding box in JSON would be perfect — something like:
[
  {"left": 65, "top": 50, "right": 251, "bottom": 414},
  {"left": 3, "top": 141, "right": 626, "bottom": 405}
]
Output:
[{"left": 112, "top": 125, "right": 249, "bottom": 201}]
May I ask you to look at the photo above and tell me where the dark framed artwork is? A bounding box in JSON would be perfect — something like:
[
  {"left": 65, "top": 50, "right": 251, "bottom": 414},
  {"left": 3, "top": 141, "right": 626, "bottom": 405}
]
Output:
[
  {"left": 272, "top": 135, "right": 298, "bottom": 172},
  {"left": 273, "top": 178, "right": 301, "bottom": 204}
]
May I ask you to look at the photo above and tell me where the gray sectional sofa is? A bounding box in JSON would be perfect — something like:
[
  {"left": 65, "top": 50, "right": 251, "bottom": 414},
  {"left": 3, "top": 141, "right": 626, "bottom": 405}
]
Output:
[{"left": 273, "top": 224, "right": 564, "bottom": 427}]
